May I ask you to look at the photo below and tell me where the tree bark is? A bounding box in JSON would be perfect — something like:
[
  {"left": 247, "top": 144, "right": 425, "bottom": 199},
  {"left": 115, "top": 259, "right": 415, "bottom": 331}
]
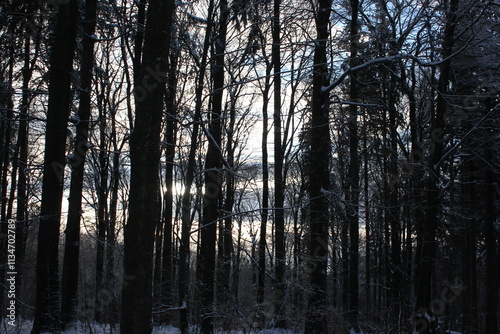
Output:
[
  {"left": 272, "top": 0, "right": 286, "bottom": 327},
  {"left": 178, "top": 2, "right": 215, "bottom": 332},
  {"left": 15, "top": 16, "right": 39, "bottom": 317},
  {"left": 60, "top": 0, "right": 97, "bottom": 327},
  {"left": 160, "top": 37, "right": 179, "bottom": 324},
  {"left": 31, "top": 1, "right": 79, "bottom": 332},
  {"left": 94, "top": 99, "right": 108, "bottom": 323},
  {"left": 258, "top": 60, "right": 272, "bottom": 306},
  {"left": 347, "top": 0, "right": 361, "bottom": 331},
  {"left": 304, "top": 0, "right": 332, "bottom": 332},
  {"left": 415, "top": 2, "right": 459, "bottom": 333},
  {"left": 485, "top": 122, "right": 498, "bottom": 334},
  {"left": 198, "top": 0, "right": 228, "bottom": 331},
  {"left": 120, "top": 0, "right": 175, "bottom": 332}
]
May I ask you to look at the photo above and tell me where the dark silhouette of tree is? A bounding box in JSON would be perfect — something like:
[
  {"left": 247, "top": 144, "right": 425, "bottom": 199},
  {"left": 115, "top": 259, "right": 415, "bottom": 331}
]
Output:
[
  {"left": 197, "top": 0, "right": 228, "bottom": 331},
  {"left": 272, "top": 0, "right": 287, "bottom": 328},
  {"left": 32, "top": 0, "right": 79, "bottom": 332},
  {"left": 120, "top": 0, "right": 175, "bottom": 333},
  {"left": 347, "top": 0, "right": 361, "bottom": 331},
  {"left": 60, "top": 0, "right": 97, "bottom": 328},
  {"left": 304, "top": 0, "right": 332, "bottom": 332},
  {"left": 415, "top": 1, "right": 460, "bottom": 333}
]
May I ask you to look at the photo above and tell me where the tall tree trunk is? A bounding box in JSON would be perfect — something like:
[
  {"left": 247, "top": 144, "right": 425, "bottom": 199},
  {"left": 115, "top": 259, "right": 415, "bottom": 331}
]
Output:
[
  {"left": 178, "top": 2, "right": 215, "bottom": 332},
  {"left": 415, "top": 1, "right": 459, "bottom": 333},
  {"left": 15, "top": 21, "right": 38, "bottom": 317},
  {"left": 153, "top": 189, "right": 164, "bottom": 321},
  {"left": 347, "top": 0, "right": 360, "bottom": 331},
  {"left": 31, "top": 1, "right": 79, "bottom": 332},
  {"left": 388, "top": 73, "right": 401, "bottom": 333},
  {"left": 484, "top": 128, "right": 498, "bottom": 334},
  {"left": 95, "top": 103, "right": 108, "bottom": 323},
  {"left": 104, "top": 148, "right": 120, "bottom": 321},
  {"left": 460, "top": 156, "right": 478, "bottom": 334},
  {"left": 363, "top": 127, "right": 371, "bottom": 315},
  {"left": 120, "top": 0, "right": 174, "bottom": 332},
  {"left": 271, "top": 0, "right": 286, "bottom": 327},
  {"left": 219, "top": 85, "right": 236, "bottom": 307},
  {"left": 60, "top": 0, "right": 97, "bottom": 327},
  {"left": 304, "top": 0, "right": 332, "bottom": 332},
  {"left": 258, "top": 61, "right": 272, "bottom": 307},
  {"left": 198, "top": 0, "right": 228, "bottom": 331},
  {"left": 160, "top": 37, "right": 179, "bottom": 324}
]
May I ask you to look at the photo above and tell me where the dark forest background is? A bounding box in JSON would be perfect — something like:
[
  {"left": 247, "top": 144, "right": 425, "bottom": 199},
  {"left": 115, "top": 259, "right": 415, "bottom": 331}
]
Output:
[{"left": 0, "top": 0, "right": 499, "bottom": 333}]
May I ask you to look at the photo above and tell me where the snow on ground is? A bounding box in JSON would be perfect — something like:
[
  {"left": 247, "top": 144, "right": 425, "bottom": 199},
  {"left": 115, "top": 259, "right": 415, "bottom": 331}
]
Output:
[
  {"left": 1, "top": 319, "right": 300, "bottom": 334},
  {"left": 1, "top": 319, "right": 464, "bottom": 334}
]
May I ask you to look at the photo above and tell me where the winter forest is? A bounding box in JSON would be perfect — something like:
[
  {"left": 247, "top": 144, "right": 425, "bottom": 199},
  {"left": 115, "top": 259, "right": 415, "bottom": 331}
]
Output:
[{"left": 0, "top": 0, "right": 499, "bottom": 333}]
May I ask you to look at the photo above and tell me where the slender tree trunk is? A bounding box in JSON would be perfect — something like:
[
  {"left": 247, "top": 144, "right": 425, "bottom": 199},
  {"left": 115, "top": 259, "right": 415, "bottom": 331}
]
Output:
[
  {"left": 120, "top": 0, "right": 174, "bottom": 332},
  {"left": 347, "top": 0, "right": 360, "bottom": 331},
  {"left": 257, "top": 61, "right": 272, "bottom": 306},
  {"left": 104, "top": 148, "right": 120, "bottom": 321},
  {"left": 460, "top": 157, "right": 478, "bottom": 334},
  {"left": 15, "top": 23, "right": 38, "bottom": 318},
  {"left": 160, "top": 38, "right": 179, "bottom": 324},
  {"left": 153, "top": 189, "right": 164, "bottom": 322},
  {"left": 388, "top": 73, "right": 401, "bottom": 333},
  {"left": 363, "top": 128, "right": 371, "bottom": 315},
  {"left": 485, "top": 125, "right": 498, "bottom": 334},
  {"left": 304, "top": 0, "right": 332, "bottom": 332},
  {"left": 31, "top": 1, "right": 79, "bottom": 332},
  {"left": 133, "top": 0, "right": 146, "bottom": 88},
  {"left": 415, "top": 2, "right": 459, "bottom": 333},
  {"left": 198, "top": 0, "right": 228, "bottom": 331},
  {"left": 219, "top": 86, "right": 236, "bottom": 307},
  {"left": 60, "top": 0, "right": 97, "bottom": 327},
  {"left": 271, "top": 0, "right": 286, "bottom": 327},
  {"left": 95, "top": 105, "right": 108, "bottom": 323},
  {"left": 178, "top": 3, "right": 215, "bottom": 332}
]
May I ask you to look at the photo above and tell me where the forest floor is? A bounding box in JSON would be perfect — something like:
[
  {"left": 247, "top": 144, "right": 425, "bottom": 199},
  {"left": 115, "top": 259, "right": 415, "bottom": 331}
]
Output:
[
  {"left": 1, "top": 318, "right": 465, "bottom": 334},
  {"left": 1, "top": 318, "right": 302, "bottom": 334}
]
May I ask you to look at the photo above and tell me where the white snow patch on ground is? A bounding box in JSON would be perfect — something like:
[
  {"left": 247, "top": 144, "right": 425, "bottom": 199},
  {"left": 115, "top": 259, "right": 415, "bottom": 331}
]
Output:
[
  {"left": 1, "top": 320, "right": 180, "bottom": 334},
  {"left": 1, "top": 319, "right": 301, "bottom": 334}
]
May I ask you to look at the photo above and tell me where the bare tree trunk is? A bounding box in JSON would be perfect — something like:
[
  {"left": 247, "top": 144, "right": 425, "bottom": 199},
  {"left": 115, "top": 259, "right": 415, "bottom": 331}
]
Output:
[
  {"left": 160, "top": 37, "right": 179, "bottom": 325},
  {"left": 460, "top": 157, "right": 478, "bottom": 334},
  {"left": 304, "top": 0, "right": 332, "bottom": 332},
  {"left": 485, "top": 122, "right": 498, "bottom": 334},
  {"left": 415, "top": 2, "right": 459, "bottom": 333},
  {"left": 60, "top": 0, "right": 97, "bottom": 327},
  {"left": 198, "top": 0, "right": 228, "bottom": 331},
  {"left": 120, "top": 0, "right": 174, "bottom": 332},
  {"left": 363, "top": 127, "right": 371, "bottom": 316},
  {"left": 32, "top": 1, "right": 79, "bottom": 332},
  {"left": 95, "top": 103, "right": 108, "bottom": 323},
  {"left": 257, "top": 55, "right": 272, "bottom": 308},
  {"left": 178, "top": 2, "right": 215, "bottom": 332},
  {"left": 105, "top": 147, "right": 120, "bottom": 322},
  {"left": 219, "top": 84, "right": 236, "bottom": 307},
  {"left": 271, "top": 0, "right": 286, "bottom": 328},
  {"left": 388, "top": 72, "right": 401, "bottom": 333},
  {"left": 15, "top": 26, "right": 37, "bottom": 319},
  {"left": 347, "top": 0, "right": 361, "bottom": 331}
]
